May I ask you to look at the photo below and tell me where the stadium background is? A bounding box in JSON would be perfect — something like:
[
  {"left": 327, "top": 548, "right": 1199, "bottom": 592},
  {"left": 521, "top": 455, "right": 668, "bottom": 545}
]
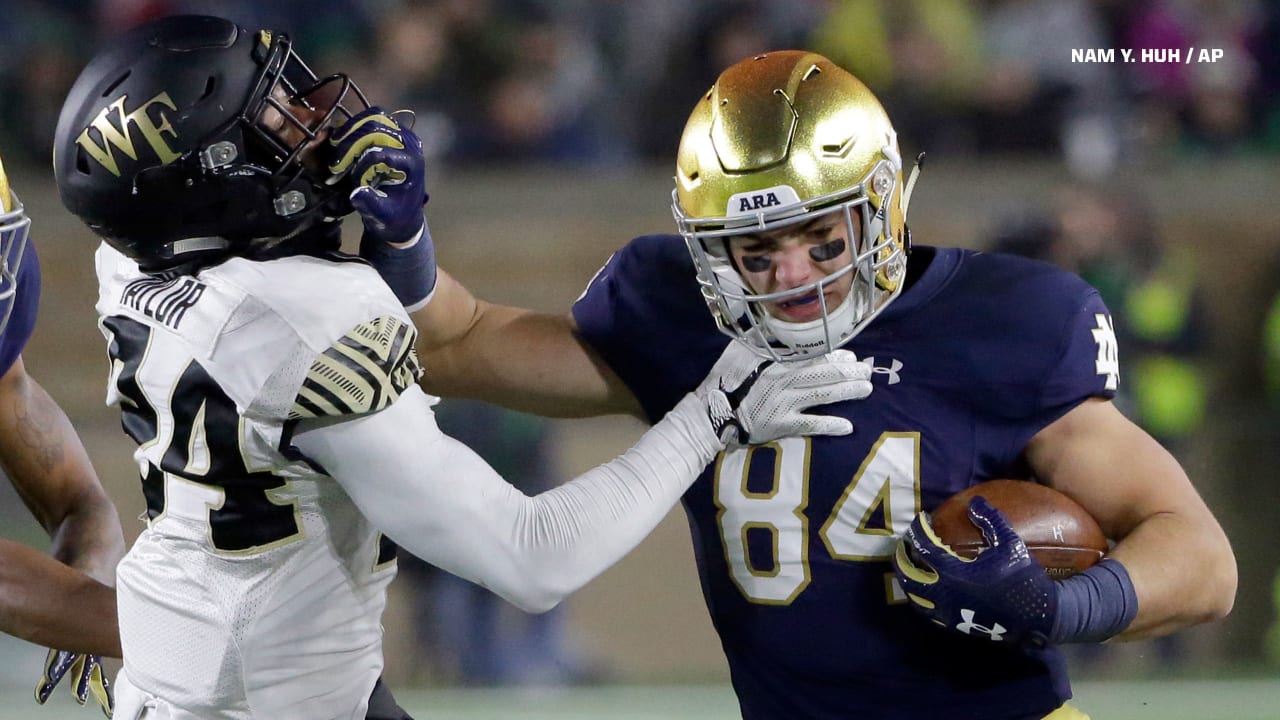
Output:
[{"left": 1, "top": 0, "right": 1278, "bottom": 716}]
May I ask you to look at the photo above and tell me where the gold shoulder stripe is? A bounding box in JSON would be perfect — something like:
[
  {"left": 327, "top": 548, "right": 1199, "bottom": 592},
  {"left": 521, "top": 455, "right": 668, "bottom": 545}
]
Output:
[{"left": 290, "top": 316, "right": 423, "bottom": 419}]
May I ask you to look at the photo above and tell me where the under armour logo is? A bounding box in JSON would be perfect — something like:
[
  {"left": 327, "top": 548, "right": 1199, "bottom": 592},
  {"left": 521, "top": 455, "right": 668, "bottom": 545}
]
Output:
[
  {"left": 955, "top": 608, "right": 1006, "bottom": 641},
  {"left": 862, "top": 356, "right": 903, "bottom": 385},
  {"left": 1090, "top": 313, "right": 1120, "bottom": 390}
]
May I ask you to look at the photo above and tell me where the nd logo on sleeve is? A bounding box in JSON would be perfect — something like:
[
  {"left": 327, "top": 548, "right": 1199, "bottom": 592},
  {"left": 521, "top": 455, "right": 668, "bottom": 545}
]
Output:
[{"left": 1091, "top": 313, "right": 1119, "bottom": 390}]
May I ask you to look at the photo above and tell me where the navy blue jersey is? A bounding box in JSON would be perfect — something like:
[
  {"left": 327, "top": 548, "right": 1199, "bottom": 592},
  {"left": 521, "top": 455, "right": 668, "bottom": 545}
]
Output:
[
  {"left": 0, "top": 243, "right": 40, "bottom": 376},
  {"left": 573, "top": 235, "right": 1118, "bottom": 720}
]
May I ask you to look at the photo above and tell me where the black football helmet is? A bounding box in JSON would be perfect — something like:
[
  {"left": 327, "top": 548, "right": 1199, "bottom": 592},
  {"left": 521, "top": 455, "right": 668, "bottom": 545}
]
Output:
[{"left": 53, "top": 14, "right": 369, "bottom": 271}]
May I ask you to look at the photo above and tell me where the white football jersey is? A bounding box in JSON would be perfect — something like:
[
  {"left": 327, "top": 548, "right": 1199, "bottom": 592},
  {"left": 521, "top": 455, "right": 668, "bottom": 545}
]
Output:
[{"left": 95, "top": 243, "right": 421, "bottom": 720}]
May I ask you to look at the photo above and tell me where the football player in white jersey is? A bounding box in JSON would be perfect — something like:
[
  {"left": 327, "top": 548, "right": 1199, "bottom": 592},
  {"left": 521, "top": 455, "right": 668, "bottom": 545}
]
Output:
[
  {"left": 0, "top": 155, "right": 121, "bottom": 716},
  {"left": 53, "top": 15, "right": 874, "bottom": 720}
]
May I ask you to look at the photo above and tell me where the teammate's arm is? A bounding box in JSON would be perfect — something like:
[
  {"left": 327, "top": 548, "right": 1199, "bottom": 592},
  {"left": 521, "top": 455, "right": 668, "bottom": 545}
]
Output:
[
  {"left": 1026, "top": 397, "right": 1237, "bottom": 641},
  {"left": 411, "top": 269, "right": 643, "bottom": 419},
  {"left": 0, "top": 356, "right": 123, "bottom": 657}
]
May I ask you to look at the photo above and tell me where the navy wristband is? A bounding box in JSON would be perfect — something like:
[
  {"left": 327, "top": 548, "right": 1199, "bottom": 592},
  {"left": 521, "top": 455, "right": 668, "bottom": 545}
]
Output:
[
  {"left": 1049, "top": 558, "right": 1139, "bottom": 644},
  {"left": 362, "top": 216, "right": 437, "bottom": 310}
]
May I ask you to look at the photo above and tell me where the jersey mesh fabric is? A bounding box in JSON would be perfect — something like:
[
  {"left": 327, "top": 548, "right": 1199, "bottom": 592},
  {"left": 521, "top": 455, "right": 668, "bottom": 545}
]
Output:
[{"left": 254, "top": 334, "right": 315, "bottom": 420}]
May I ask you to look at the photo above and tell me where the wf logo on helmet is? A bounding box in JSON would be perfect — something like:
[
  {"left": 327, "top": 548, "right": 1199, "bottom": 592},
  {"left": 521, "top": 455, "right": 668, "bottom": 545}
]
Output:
[{"left": 76, "top": 93, "right": 181, "bottom": 177}]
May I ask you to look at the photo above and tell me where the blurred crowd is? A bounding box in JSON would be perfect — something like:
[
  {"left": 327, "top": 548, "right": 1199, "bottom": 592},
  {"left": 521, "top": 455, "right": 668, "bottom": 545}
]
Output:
[{"left": 1, "top": 0, "right": 1278, "bottom": 174}]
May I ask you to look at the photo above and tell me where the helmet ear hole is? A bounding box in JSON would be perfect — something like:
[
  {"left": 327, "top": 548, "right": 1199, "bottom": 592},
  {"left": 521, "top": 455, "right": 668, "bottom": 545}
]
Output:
[
  {"left": 74, "top": 147, "right": 93, "bottom": 175},
  {"left": 198, "top": 76, "right": 218, "bottom": 103}
]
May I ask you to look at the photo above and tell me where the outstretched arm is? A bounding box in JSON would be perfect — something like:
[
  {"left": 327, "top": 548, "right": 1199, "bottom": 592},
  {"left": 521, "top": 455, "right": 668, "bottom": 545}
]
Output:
[
  {"left": 294, "top": 345, "right": 871, "bottom": 612},
  {"left": 411, "top": 269, "right": 643, "bottom": 419},
  {"left": 0, "top": 357, "right": 123, "bottom": 657},
  {"left": 333, "top": 110, "right": 638, "bottom": 421},
  {"left": 0, "top": 538, "right": 119, "bottom": 657}
]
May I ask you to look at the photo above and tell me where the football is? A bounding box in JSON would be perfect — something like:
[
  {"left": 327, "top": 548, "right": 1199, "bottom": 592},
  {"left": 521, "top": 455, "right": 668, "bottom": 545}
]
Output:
[{"left": 928, "top": 479, "right": 1108, "bottom": 578}]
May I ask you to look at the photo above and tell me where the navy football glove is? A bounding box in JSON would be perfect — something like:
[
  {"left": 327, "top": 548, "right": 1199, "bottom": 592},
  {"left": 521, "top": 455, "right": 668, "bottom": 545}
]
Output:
[
  {"left": 328, "top": 107, "right": 436, "bottom": 309},
  {"left": 893, "top": 496, "right": 1057, "bottom": 649},
  {"left": 35, "top": 649, "right": 113, "bottom": 717}
]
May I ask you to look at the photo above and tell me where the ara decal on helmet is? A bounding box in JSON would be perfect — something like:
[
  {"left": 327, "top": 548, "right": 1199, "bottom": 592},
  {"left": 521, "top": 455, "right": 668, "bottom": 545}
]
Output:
[{"left": 726, "top": 186, "right": 802, "bottom": 217}]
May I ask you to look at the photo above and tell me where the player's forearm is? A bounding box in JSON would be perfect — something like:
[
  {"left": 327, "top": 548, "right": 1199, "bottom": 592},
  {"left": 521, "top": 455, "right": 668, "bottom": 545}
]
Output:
[
  {"left": 0, "top": 539, "right": 121, "bottom": 657},
  {"left": 414, "top": 273, "right": 641, "bottom": 418},
  {"left": 1104, "top": 509, "right": 1236, "bottom": 641},
  {"left": 465, "top": 392, "right": 721, "bottom": 611},
  {"left": 295, "top": 387, "right": 718, "bottom": 612},
  {"left": 408, "top": 269, "right": 477, "bottom": 352},
  {"left": 0, "top": 369, "right": 125, "bottom": 583},
  {"left": 46, "top": 486, "right": 126, "bottom": 586}
]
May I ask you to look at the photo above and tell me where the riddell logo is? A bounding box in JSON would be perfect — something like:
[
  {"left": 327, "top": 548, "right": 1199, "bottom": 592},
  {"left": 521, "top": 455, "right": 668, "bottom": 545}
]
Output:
[{"left": 862, "top": 356, "right": 903, "bottom": 385}]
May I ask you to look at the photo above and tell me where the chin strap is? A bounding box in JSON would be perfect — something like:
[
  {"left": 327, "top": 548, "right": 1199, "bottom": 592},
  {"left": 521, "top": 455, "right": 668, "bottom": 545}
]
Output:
[{"left": 902, "top": 152, "right": 926, "bottom": 218}]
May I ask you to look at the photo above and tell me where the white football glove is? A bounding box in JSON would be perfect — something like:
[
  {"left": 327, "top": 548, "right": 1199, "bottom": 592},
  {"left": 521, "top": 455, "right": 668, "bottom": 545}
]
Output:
[{"left": 698, "top": 341, "right": 872, "bottom": 447}]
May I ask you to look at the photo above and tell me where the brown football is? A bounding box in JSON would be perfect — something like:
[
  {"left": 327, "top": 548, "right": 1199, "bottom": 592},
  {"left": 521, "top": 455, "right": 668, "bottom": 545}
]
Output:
[{"left": 928, "top": 480, "right": 1108, "bottom": 579}]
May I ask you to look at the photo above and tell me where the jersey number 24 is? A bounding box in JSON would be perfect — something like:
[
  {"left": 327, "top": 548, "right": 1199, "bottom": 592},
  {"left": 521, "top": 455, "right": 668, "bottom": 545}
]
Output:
[{"left": 103, "top": 315, "right": 302, "bottom": 552}]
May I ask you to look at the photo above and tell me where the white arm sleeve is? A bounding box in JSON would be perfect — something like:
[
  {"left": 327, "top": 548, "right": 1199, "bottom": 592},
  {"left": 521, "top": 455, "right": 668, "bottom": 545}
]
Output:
[{"left": 292, "top": 385, "right": 722, "bottom": 612}]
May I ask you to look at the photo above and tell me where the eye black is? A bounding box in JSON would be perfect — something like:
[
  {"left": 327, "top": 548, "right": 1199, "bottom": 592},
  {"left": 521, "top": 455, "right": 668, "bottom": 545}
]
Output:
[
  {"left": 809, "top": 238, "right": 846, "bottom": 262},
  {"left": 740, "top": 255, "right": 772, "bottom": 273}
]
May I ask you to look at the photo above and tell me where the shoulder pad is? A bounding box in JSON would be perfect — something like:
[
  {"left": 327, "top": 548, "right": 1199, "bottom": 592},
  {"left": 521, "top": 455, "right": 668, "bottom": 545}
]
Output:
[{"left": 290, "top": 315, "right": 423, "bottom": 419}]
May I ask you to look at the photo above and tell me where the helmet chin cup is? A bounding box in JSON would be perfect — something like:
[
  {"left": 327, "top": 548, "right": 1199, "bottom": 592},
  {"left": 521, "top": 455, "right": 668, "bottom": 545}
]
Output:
[{"left": 762, "top": 293, "right": 858, "bottom": 357}]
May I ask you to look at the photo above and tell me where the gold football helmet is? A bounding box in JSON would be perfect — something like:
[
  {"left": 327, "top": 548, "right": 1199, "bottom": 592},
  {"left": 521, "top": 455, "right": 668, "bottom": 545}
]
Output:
[
  {"left": 0, "top": 152, "right": 32, "bottom": 337},
  {"left": 673, "top": 50, "right": 917, "bottom": 360}
]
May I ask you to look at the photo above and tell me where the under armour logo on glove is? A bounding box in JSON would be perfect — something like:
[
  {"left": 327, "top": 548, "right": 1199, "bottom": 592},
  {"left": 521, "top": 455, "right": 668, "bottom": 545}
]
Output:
[
  {"left": 955, "top": 608, "right": 1008, "bottom": 641},
  {"left": 892, "top": 496, "right": 1058, "bottom": 650},
  {"left": 704, "top": 360, "right": 773, "bottom": 445}
]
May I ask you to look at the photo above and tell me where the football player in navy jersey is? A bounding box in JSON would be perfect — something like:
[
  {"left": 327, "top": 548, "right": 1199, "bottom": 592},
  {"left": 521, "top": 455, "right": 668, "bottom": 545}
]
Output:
[
  {"left": 375, "top": 51, "right": 1237, "bottom": 719},
  {"left": 0, "top": 155, "right": 122, "bottom": 716},
  {"left": 53, "top": 18, "right": 870, "bottom": 720}
]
